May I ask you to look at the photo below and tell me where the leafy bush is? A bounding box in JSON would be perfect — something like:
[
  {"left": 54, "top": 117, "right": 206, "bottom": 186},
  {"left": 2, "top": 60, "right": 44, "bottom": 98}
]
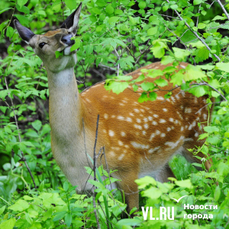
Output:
[{"left": 1, "top": 0, "right": 229, "bottom": 228}]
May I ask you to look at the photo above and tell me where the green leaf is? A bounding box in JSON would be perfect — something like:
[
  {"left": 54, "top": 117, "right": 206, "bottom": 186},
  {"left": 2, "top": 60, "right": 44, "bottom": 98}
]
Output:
[
  {"left": 105, "top": 81, "right": 129, "bottom": 94},
  {"left": 106, "top": 4, "right": 114, "bottom": 14},
  {"left": 183, "top": 65, "right": 205, "bottom": 81},
  {"left": 214, "top": 186, "right": 221, "bottom": 201},
  {"left": 170, "top": 72, "right": 183, "bottom": 86},
  {"left": 151, "top": 40, "right": 167, "bottom": 58},
  {"left": 193, "top": 0, "right": 202, "bottom": 5},
  {"left": 15, "top": 14, "right": 30, "bottom": 26},
  {"left": 17, "top": 0, "right": 28, "bottom": 8},
  {"left": 139, "top": 1, "right": 146, "bottom": 9},
  {"left": 116, "top": 218, "right": 141, "bottom": 227},
  {"left": 138, "top": 92, "right": 149, "bottom": 103},
  {"left": 147, "top": 27, "right": 157, "bottom": 36},
  {"left": 32, "top": 120, "right": 42, "bottom": 131},
  {"left": 194, "top": 47, "right": 209, "bottom": 63},
  {"left": 154, "top": 78, "right": 168, "bottom": 87},
  {"left": 204, "top": 126, "right": 219, "bottom": 133},
  {"left": 0, "top": 206, "right": 6, "bottom": 215},
  {"left": 149, "top": 92, "right": 157, "bottom": 101},
  {"left": 8, "top": 199, "right": 30, "bottom": 212},
  {"left": 96, "top": 0, "right": 107, "bottom": 7},
  {"left": 216, "top": 63, "right": 229, "bottom": 72},
  {"left": 71, "top": 37, "right": 81, "bottom": 51},
  {"left": 6, "top": 26, "right": 14, "bottom": 38},
  {"left": 0, "top": 218, "right": 16, "bottom": 229},
  {"left": 189, "top": 86, "right": 207, "bottom": 97},
  {"left": 173, "top": 47, "right": 190, "bottom": 61},
  {"left": 135, "top": 176, "right": 157, "bottom": 189},
  {"left": 175, "top": 179, "right": 193, "bottom": 189},
  {"left": 142, "top": 187, "right": 162, "bottom": 199},
  {"left": 108, "top": 16, "right": 119, "bottom": 24},
  {"left": 149, "top": 15, "right": 159, "bottom": 25},
  {"left": 53, "top": 211, "right": 67, "bottom": 221},
  {"left": 140, "top": 82, "right": 155, "bottom": 91},
  {"left": 65, "top": 213, "right": 72, "bottom": 227},
  {"left": 65, "top": 0, "right": 77, "bottom": 10},
  {"left": 161, "top": 55, "right": 174, "bottom": 65}
]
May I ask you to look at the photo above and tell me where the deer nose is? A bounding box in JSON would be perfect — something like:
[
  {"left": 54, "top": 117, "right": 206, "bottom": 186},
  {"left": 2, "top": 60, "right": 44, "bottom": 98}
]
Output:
[{"left": 61, "top": 34, "right": 75, "bottom": 46}]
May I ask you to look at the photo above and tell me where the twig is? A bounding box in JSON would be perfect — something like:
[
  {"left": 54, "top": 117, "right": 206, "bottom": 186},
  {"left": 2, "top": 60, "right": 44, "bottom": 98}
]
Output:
[
  {"left": 114, "top": 49, "right": 120, "bottom": 77},
  {"left": 191, "top": 82, "right": 227, "bottom": 101},
  {"left": 92, "top": 69, "right": 106, "bottom": 80},
  {"left": 4, "top": 77, "right": 37, "bottom": 189},
  {"left": 92, "top": 115, "right": 101, "bottom": 229},
  {"left": 216, "top": 0, "right": 229, "bottom": 20},
  {"left": 166, "top": 0, "right": 221, "bottom": 62}
]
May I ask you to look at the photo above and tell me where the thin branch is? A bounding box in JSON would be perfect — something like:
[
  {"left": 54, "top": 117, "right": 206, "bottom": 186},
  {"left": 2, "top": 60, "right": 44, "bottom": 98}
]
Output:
[
  {"left": 166, "top": 0, "right": 221, "bottom": 62},
  {"left": 216, "top": 0, "right": 229, "bottom": 20},
  {"left": 92, "top": 69, "right": 106, "bottom": 80},
  {"left": 192, "top": 82, "right": 227, "bottom": 101},
  {"left": 4, "top": 77, "right": 37, "bottom": 189},
  {"left": 114, "top": 48, "right": 120, "bottom": 77},
  {"left": 92, "top": 115, "right": 101, "bottom": 229}
]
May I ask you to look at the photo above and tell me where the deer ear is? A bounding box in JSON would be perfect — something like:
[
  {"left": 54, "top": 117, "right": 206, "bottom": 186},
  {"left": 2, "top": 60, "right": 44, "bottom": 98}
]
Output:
[
  {"left": 60, "top": 2, "right": 82, "bottom": 35},
  {"left": 14, "top": 19, "right": 35, "bottom": 43}
]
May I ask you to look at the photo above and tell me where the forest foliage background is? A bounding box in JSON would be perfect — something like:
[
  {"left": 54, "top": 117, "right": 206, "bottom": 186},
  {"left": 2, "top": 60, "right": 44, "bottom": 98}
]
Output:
[{"left": 0, "top": 0, "right": 229, "bottom": 228}]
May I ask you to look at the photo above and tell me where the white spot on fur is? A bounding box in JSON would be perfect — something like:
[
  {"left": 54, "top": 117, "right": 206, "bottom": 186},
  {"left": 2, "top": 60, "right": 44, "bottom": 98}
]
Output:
[
  {"left": 121, "top": 131, "right": 126, "bottom": 137},
  {"left": 134, "top": 108, "right": 140, "bottom": 113},
  {"left": 165, "top": 136, "right": 184, "bottom": 149},
  {"left": 136, "top": 118, "right": 141, "bottom": 123},
  {"left": 131, "top": 142, "right": 149, "bottom": 149},
  {"left": 134, "top": 124, "right": 142, "bottom": 130},
  {"left": 152, "top": 121, "right": 158, "bottom": 125},
  {"left": 104, "top": 113, "right": 108, "bottom": 119},
  {"left": 144, "top": 124, "right": 149, "bottom": 129},
  {"left": 163, "top": 108, "right": 168, "bottom": 112},
  {"left": 118, "top": 140, "right": 123, "bottom": 146},
  {"left": 110, "top": 151, "right": 115, "bottom": 157},
  {"left": 150, "top": 133, "right": 155, "bottom": 141},
  {"left": 148, "top": 146, "right": 160, "bottom": 154},
  {"left": 143, "top": 117, "right": 148, "bottom": 122},
  {"left": 118, "top": 154, "right": 125, "bottom": 160},
  {"left": 185, "top": 108, "right": 192, "bottom": 113},
  {"left": 203, "top": 113, "right": 207, "bottom": 120},
  {"left": 117, "top": 116, "right": 125, "bottom": 120},
  {"left": 126, "top": 117, "right": 132, "bottom": 122},
  {"left": 109, "top": 130, "right": 115, "bottom": 137},
  {"left": 157, "top": 96, "right": 164, "bottom": 101},
  {"left": 159, "top": 119, "right": 166, "bottom": 123}
]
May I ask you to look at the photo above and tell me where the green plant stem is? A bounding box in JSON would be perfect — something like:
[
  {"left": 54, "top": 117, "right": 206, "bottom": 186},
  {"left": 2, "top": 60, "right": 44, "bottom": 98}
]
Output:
[{"left": 0, "top": 196, "right": 11, "bottom": 205}]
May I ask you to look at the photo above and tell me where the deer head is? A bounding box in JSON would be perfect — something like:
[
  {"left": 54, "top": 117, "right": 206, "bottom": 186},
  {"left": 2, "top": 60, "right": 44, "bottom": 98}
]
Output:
[{"left": 14, "top": 3, "right": 82, "bottom": 73}]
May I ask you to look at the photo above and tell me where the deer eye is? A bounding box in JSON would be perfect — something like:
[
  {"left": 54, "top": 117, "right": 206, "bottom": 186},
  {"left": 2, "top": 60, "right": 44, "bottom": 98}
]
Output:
[{"left": 39, "top": 42, "right": 47, "bottom": 49}]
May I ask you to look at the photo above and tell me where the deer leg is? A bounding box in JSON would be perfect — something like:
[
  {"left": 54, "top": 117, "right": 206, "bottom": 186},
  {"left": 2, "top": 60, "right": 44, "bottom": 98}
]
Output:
[{"left": 118, "top": 171, "right": 139, "bottom": 212}]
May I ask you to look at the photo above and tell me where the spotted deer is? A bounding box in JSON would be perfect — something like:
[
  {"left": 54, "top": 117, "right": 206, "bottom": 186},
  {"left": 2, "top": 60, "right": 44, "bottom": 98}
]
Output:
[{"left": 14, "top": 3, "right": 212, "bottom": 212}]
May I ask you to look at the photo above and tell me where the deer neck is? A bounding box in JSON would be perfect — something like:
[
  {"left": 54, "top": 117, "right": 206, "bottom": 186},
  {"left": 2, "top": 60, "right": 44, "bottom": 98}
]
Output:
[{"left": 47, "top": 67, "right": 83, "bottom": 145}]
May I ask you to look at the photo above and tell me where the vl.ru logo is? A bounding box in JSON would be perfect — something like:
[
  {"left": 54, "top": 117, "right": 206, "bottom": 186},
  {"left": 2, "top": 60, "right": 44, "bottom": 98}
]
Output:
[
  {"left": 142, "top": 206, "right": 175, "bottom": 220},
  {"left": 141, "top": 195, "right": 186, "bottom": 220}
]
